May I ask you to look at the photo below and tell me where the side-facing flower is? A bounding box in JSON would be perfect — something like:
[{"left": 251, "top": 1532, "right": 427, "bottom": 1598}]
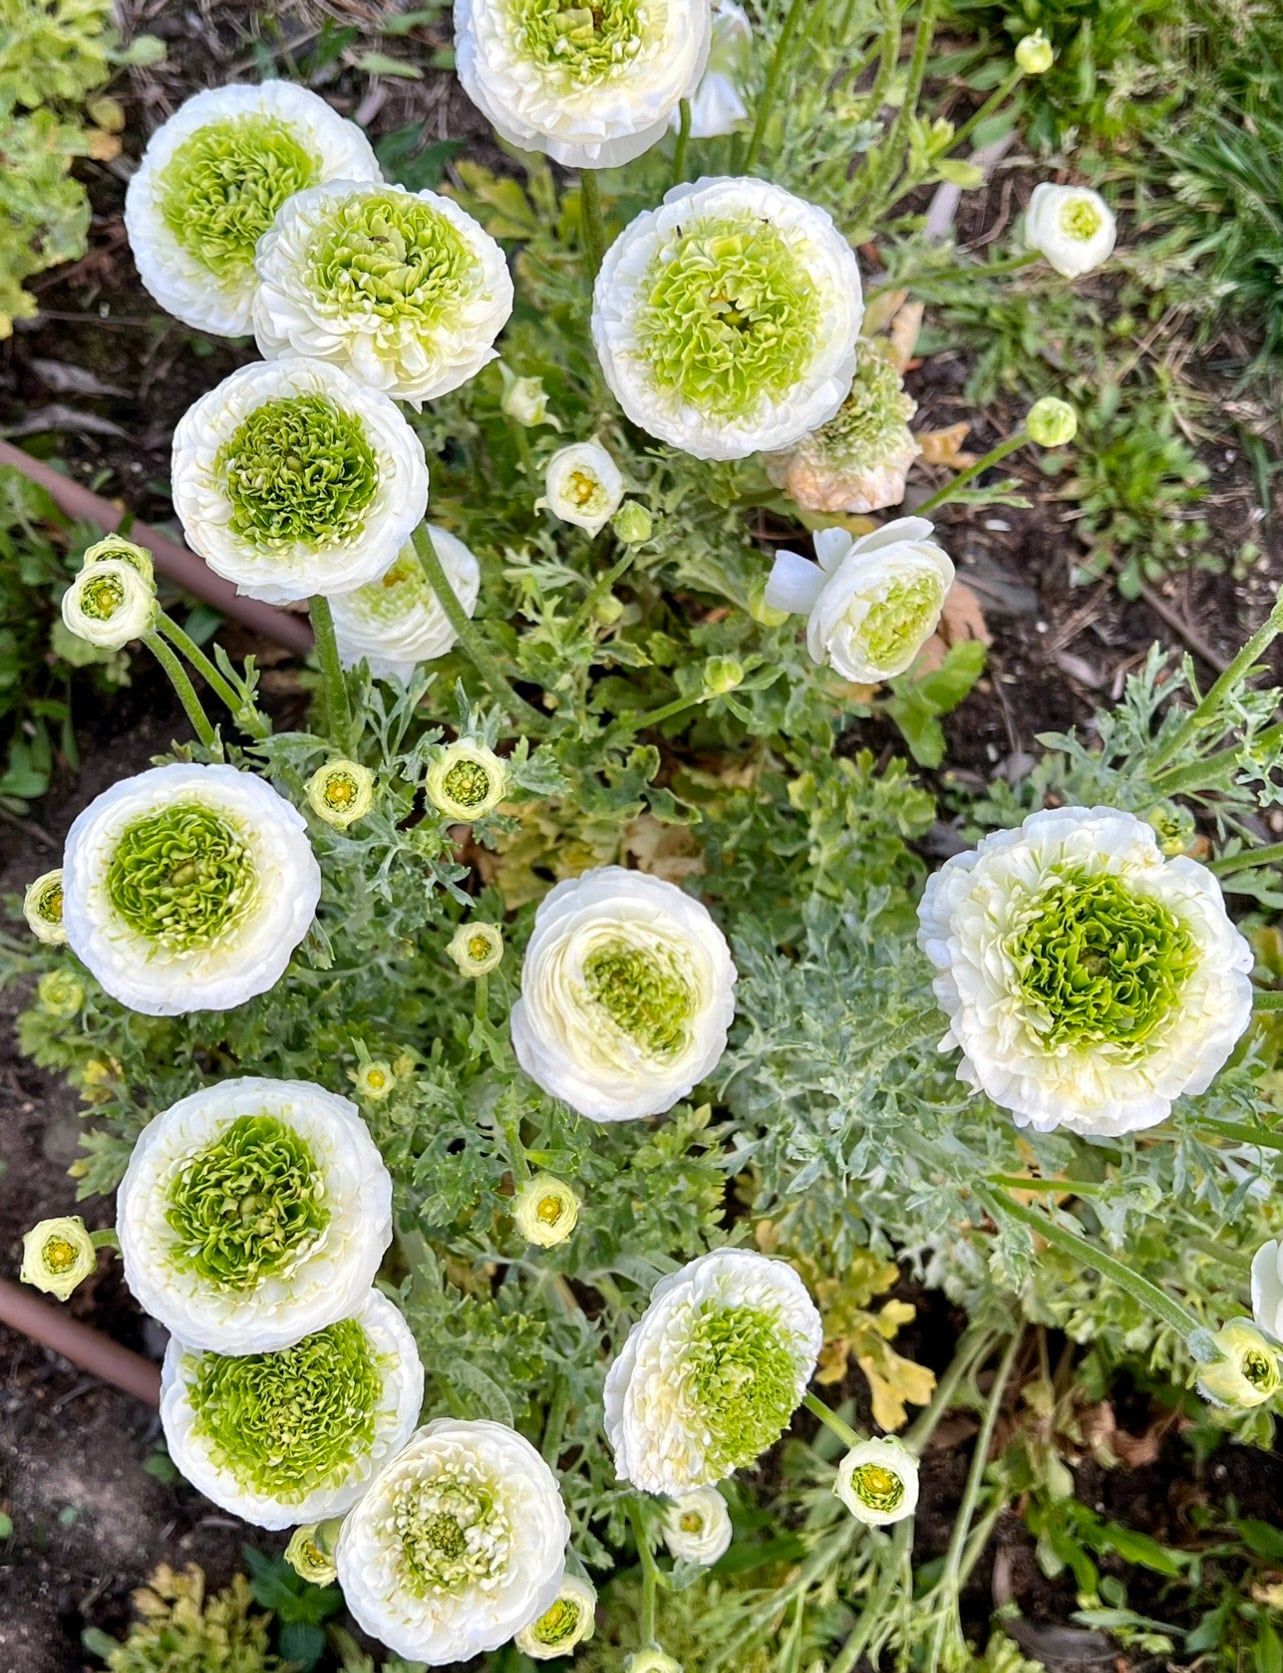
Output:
[
  {"left": 61, "top": 559, "right": 156, "bottom": 649},
  {"left": 1197, "top": 1320, "right": 1282, "bottom": 1410},
  {"left": 171, "top": 357, "right": 429, "bottom": 605},
  {"left": 604, "top": 1248, "right": 822, "bottom": 1495},
  {"left": 330, "top": 525, "right": 480, "bottom": 683},
  {"left": 335, "top": 1417, "right": 570, "bottom": 1664},
  {"left": 674, "top": 0, "right": 750, "bottom": 137},
  {"left": 1025, "top": 183, "right": 1117, "bottom": 278},
  {"left": 537, "top": 442, "right": 625, "bottom": 536},
  {"left": 61, "top": 762, "right": 320, "bottom": 1016},
  {"left": 81, "top": 533, "right": 154, "bottom": 585},
  {"left": 425, "top": 740, "right": 507, "bottom": 822},
  {"left": 306, "top": 759, "right": 375, "bottom": 828},
  {"left": 626, "top": 1655, "right": 683, "bottom": 1673},
  {"left": 764, "top": 518, "right": 954, "bottom": 685},
  {"left": 253, "top": 181, "right": 513, "bottom": 407},
  {"left": 764, "top": 345, "right": 919, "bottom": 514},
  {"left": 917, "top": 806, "right": 1254, "bottom": 1137},
  {"left": 448, "top": 921, "right": 505, "bottom": 977},
  {"left": 835, "top": 1438, "right": 920, "bottom": 1527},
  {"left": 123, "top": 81, "right": 381, "bottom": 337},
  {"left": 501, "top": 366, "right": 559, "bottom": 429},
  {"left": 454, "top": 0, "right": 711, "bottom": 169},
  {"left": 513, "top": 1175, "right": 581, "bottom": 1248},
  {"left": 1253, "top": 1241, "right": 1283, "bottom": 1343},
  {"left": 160, "top": 1288, "right": 423, "bottom": 1528},
  {"left": 515, "top": 1574, "right": 597, "bottom": 1660},
  {"left": 23, "top": 868, "right": 67, "bottom": 945},
  {"left": 21, "top": 1216, "right": 96, "bottom": 1300},
  {"left": 592, "top": 176, "right": 862, "bottom": 461},
  {"left": 117, "top": 1076, "right": 392, "bottom": 1353},
  {"left": 510, "top": 866, "right": 737, "bottom": 1122},
  {"left": 660, "top": 1487, "right": 732, "bottom": 1564},
  {"left": 286, "top": 1524, "right": 339, "bottom": 1585}
]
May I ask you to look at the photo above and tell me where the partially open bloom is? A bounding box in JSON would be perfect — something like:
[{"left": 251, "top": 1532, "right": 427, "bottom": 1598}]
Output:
[
  {"left": 513, "top": 1175, "right": 581, "bottom": 1248},
  {"left": 604, "top": 1248, "right": 822, "bottom": 1495},
  {"left": 37, "top": 969, "right": 85, "bottom": 1018},
  {"left": 592, "top": 177, "right": 862, "bottom": 461},
  {"left": 538, "top": 442, "right": 625, "bottom": 536},
  {"left": 1027, "top": 396, "right": 1077, "bottom": 447},
  {"left": 917, "top": 806, "right": 1254, "bottom": 1137},
  {"left": 425, "top": 740, "right": 507, "bottom": 822},
  {"left": 673, "top": 0, "right": 750, "bottom": 137},
  {"left": 515, "top": 1574, "right": 597, "bottom": 1659},
  {"left": 447, "top": 921, "right": 505, "bottom": 977},
  {"left": 21, "top": 1216, "right": 96, "bottom": 1300},
  {"left": 335, "top": 1417, "right": 571, "bottom": 1664},
  {"left": 286, "top": 1524, "right": 339, "bottom": 1585},
  {"left": 626, "top": 1655, "right": 683, "bottom": 1673},
  {"left": 253, "top": 181, "right": 513, "bottom": 407},
  {"left": 835, "top": 1438, "right": 920, "bottom": 1526},
  {"left": 1025, "top": 183, "right": 1117, "bottom": 278},
  {"left": 1015, "top": 30, "right": 1054, "bottom": 74},
  {"left": 454, "top": 0, "right": 712, "bottom": 169},
  {"left": 1197, "top": 1320, "right": 1282, "bottom": 1410},
  {"left": 23, "top": 868, "right": 67, "bottom": 945},
  {"left": 330, "top": 526, "right": 480, "bottom": 683},
  {"left": 1252, "top": 1242, "right": 1283, "bottom": 1343},
  {"left": 351, "top": 1059, "right": 396, "bottom": 1101},
  {"left": 117, "top": 1076, "right": 392, "bottom": 1353},
  {"left": 501, "top": 367, "right": 558, "bottom": 429},
  {"left": 306, "top": 759, "right": 375, "bottom": 828},
  {"left": 160, "top": 1289, "right": 423, "bottom": 1528},
  {"left": 764, "top": 345, "right": 919, "bottom": 514},
  {"left": 123, "top": 81, "right": 381, "bottom": 337},
  {"left": 511, "top": 866, "right": 737, "bottom": 1122},
  {"left": 764, "top": 519, "right": 954, "bottom": 685},
  {"left": 661, "top": 1487, "right": 732, "bottom": 1564},
  {"left": 172, "top": 357, "right": 429, "bottom": 605},
  {"left": 61, "top": 763, "right": 320, "bottom": 1016},
  {"left": 61, "top": 559, "right": 156, "bottom": 649},
  {"left": 82, "top": 533, "right": 154, "bottom": 585}
]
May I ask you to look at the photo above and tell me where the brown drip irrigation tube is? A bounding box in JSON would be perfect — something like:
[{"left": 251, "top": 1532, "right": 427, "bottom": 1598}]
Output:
[
  {"left": 0, "top": 1278, "right": 160, "bottom": 1406},
  {"left": 0, "top": 440, "right": 314, "bottom": 655}
]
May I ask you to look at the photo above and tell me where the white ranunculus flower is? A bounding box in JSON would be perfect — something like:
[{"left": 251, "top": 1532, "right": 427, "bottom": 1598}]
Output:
[
  {"left": 512, "top": 1174, "right": 581, "bottom": 1248},
  {"left": 335, "top": 1417, "right": 570, "bottom": 1665},
  {"left": 917, "top": 806, "right": 1255, "bottom": 1138},
  {"left": 764, "top": 518, "right": 954, "bottom": 685},
  {"left": 160, "top": 1289, "right": 423, "bottom": 1528},
  {"left": 672, "top": 0, "right": 750, "bottom": 137},
  {"left": 660, "top": 1487, "right": 732, "bottom": 1564},
  {"left": 592, "top": 177, "right": 862, "bottom": 461},
  {"left": 1196, "top": 1319, "right": 1282, "bottom": 1410},
  {"left": 510, "top": 866, "right": 737, "bottom": 1122},
  {"left": 514, "top": 1574, "right": 597, "bottom": 1659},
  {"left": 454, "top": 0, "right": 711, "bottom": 170},
  {"left": 330, "top": 525, "right": 479, "bottom": 682},
  {"left": 118, "top": 1076, "right": 392, "bottom": 1354},
  {"left": 537, "top": 442, "right": 625, "bottom": 536},
  {"left": 604, "top": 1248, "right": 822, "bottom": 1495},
  {"left": 23, "top": 868, "right": 67, "bottom": 945},
  {"left": 20, "top": 1216, "right": 97, "bottom": 1300},
  {"left": 123, "top": 81, "right": 382, "bottom": 337},
  {"left": 61, "top": 558, "right": 157, "bottom": 650},
  {"left": 61, "top": 763, "right": 319, "bottom": 1016},
  {"left": 1254, "top": 1241, "right": 1283, "bottom": 1344},
  {"left": 835, "top": 1438, "right": 920, "bottom": 1527},
  {"left": 171, "top": 358, "right": 429, "bottom": 605},
  {"left": 253, "top": 181, "right": 513, "bottom": 408},
  {"left": 1024, "top": 183, "right": 1117, "bottom": 278}
]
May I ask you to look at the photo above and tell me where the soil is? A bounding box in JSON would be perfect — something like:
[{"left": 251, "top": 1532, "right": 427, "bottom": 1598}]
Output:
[{"left": 2, "top": 4, "right": 1282, "bottom": 1669}]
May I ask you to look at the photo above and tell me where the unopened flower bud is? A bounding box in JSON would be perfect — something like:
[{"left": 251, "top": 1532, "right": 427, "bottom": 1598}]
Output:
[
  {"left": 24, "top": 869, "right": 67, "bottom": 945},
  {"left": 625, "top": 1653, "right": 683, "bottom": 1673},
  {"left": 61, "top": 559, "right": 156, "bottom": 649},
  {"left": 38, "top": 970, "right": 85, "bottom": 1019},
  {"left": 1145, "top": 802, "right": 1197, "bottom": 857},
  {"left": 447, "top": 921, "right": 505, "bottom": 977},
  {"left": 512, "top": 1174, "right": 581, "bottom": 1247},
  {"left": 1027, "top": 396, "right": 1078, "bottom": 447},
  {"left": 21, "top": 1216, "right": 96, "bottom": 1300},
  {"left": 1015, "top": 30, "right": 1054, "bottom": 74},
  {"left": 306, "top": 759, "right": 375, "bottom": 828},
  {"left": 594, "top": 593, "right": 626, "bottom": 626},
  {"left": 612, "top": 500, "right": 653, "bottom": 544},
  {"left": 501, "top": 366, "right": 559, "bottom": 429},
  {"left": 285, "top": 1522, "right": 338, "bottom": 1585},
  {"left": 82, "top": 533, "right": 154, "bottom": 586},
  {"left": 703, "top": 656, "right": 744, "bottom": 695},
  {"left": 426, "top": 741, "right": 507, "bottom": 822}
]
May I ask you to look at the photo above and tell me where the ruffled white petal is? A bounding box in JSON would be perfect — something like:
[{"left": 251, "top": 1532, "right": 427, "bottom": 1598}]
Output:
[
  {"left": 330, "top": 526, "right": 480, "bottom": 683},
  {"left": 1253, "top": 1240, "right": 1283, "bottom": 1343},
  {"left": 800, "top": 518, "right": 955, "bottom": 683},
  {"left": 660, "top": 1486, "right": 733, "bottom": 1562}
]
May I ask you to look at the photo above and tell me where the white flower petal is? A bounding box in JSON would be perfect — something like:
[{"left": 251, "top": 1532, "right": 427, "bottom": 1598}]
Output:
[
  {"left": 539, "top": 442, "right": 625, "bottom": 535},
  {"left": 835, "top": 1437, "right": 919, "bottom": 1526},
  {"left": 763, "top": 548, "right": 826, "bottom": 615},
  {"left": 1025, "top": 183, "right": 1117, "bottom": 279},
  {"left": 330, "top": 525, "right": 480, "bottom": 683},
  {"left": 660, "top": 1486, "right": 733, "bottom": 1563}
]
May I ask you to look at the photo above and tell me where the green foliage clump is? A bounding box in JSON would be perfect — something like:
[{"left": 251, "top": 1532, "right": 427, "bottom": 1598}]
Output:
[{"left": 82, "top": 1564, "right": 290, "bottom": 1673}]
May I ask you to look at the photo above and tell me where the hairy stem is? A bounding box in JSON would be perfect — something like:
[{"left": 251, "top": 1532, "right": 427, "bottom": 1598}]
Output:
[
  {"left": 915, "top": 429, "right": 1029, "bottom": 515},
  {"left": 744, "top": 0, "right": 812, "bottom": 172},
  {"left": 145, "top": 633, "right": 218, "bottom": 751},
  {"left": 934, "top": 66, "right": 1023, "bottom": 158},
  {"left": 579, "top": 168, "right": 606, "bottom": 278},
  {"left": 803, "top": 1389, "right": 863, "bottom": 1450},
  {"left": 1149, "top": 588, "right": 1283, "bottom": 773},
  {"left": 627, "top": 1498, "right": 661, "bottom": 1647},
  {"left": 672, "top": 97, "right": 691, "bottom": 185},
  {"left": 828, "top": 1518, "right": 913, "bottom": 1673},
  {"left": 156, "top": 612, "right": 267, "bottom": 736},
  {"left": 308, "top": 595, "right": 358, "bottom": 755}
]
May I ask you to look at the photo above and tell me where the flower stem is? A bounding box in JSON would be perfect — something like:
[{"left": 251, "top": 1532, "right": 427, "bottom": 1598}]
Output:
[
  {"left": 744, "top": 0, "right": 811, "bottom": 172},
  {"left": 145, "top": 632, "right": 218, "bottom": 751},
  {"left": 827, "top": 1517, "right": 913, "bottom": 1673},
  {"left": 308, "top": 595, "right": 358, "bottom": 755},
  {"left": 498, "top": 1099, "right": 532, "bottom": 1184},
  {"left": 803, "top": 1389, "right": 863, "bottom": 1450},
  {"left": 1191, "top": 1116, "right": 1283, "bottom": 1152},
  {"left": 914, "top": 428, "right": 1030, "bottom": 515},
  {"left": 1151, "top": 722, "right": 1283, "bottom": 797},
  {"left": 627, "top": 1498, "right": 661, "bottom": 1646},
  {"left": 579, "top": 168, "right": 606, "bottom": 279},
  {"left": 155, "top": 611, "right": 270, "bottom": 739},
  {"left": 410, "top": 525, "right": 548, "bottom": 734},
  {"left": 933, "top": 66, "right": 1023, "bottom": 158},
  {"left": 541, "top": 1374, "right": 572, "bottom": 1466},
  {"left": 1148, "top": 587, "right": 1283, "bottom": 774},
  {"left": 1209, "top": 840, "right": 1283, "bottom": 878},
  {"left": 1254, "top": 989, "right": 1283, "bottom": 1012},
  {"left": 672, "top": 98, "right": 691, "bottom": 185},
  {"left": 864, "top": 0, "right": 939, "bottom": 216}
]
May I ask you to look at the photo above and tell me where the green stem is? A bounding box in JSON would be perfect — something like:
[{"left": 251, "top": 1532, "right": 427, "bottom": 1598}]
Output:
[
  {"left": 579, "top": 168, "right": 606, "bottom": 278},
  {"left": 615, "top": 691, "right": 706, "bottom": 734},
  {"left": 541, "top": 1374, "right": 572, "bottom": 1466},
  {"left": 915, "top": 428, "right": 1029, "bottom": 515},
  {"left": 934, "top": 66, "right": 1022, "bottom": 158},
  {"left": 145, "top": 633, "right": 217, "bottom": 750},
  {"left": 498, "top": 1100, "right": 532, "bottom": 1184},
  {"left": 1152, "top": 723, "right": 1283, "bottom": 797},
  {"left": 672, "top": 98, "right": 691, "bottom": 185},
  {"left": 1191, "top": 1117, "right": 1283, "bottom": 1153},
  {"left": 866, "top": 251, "right": 1038, "bottom": 300},
  {"left": 411, "top": 525, "right": 547, "bottom": 733},
  {"left": 568, "top": 544, "right": 634, "bottom": 640},
  {"left": 1254, "top": 989, "right": 1283, "bottom": 1011},
  {"left": 803, "top": 1390, "right": 863, "bottom": 1450},
  {"left": 156, "top": 612, "right": 259, "bottom": 729},
  {"left": 904, "top": 1327, "right": 997, "bottom": 1452},
  {"left": 627, "top": 1499, "right": 661, "bottom": 1647},
  {"left": 863, "top": 0, "right": 903, "bottom": 114},
  {"left": 1149, "top": 590, "right": 1283, "bottom": 773},
  {"left": 828, "top": 1519, "right": 913, "bottom": 1673},
  {"left": 307, "top": 595, "right": 358, "bottom": 755},
  {"left": 1209, "top": 840, "right": 1283, "bottom": 878},
  {"left": 744, "top": 0, "right": 811, "bottom": 172},
  {"left": 865, "top": 0, "right": 939, "bottom": 216}
]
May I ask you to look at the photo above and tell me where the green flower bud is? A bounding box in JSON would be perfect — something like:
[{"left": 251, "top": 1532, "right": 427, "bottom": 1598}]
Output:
[
  {"left": 748, "top": 578, "right": 790, "bottom": 628},
  {"left": 23, "top": 869, "right": 68, "bottom": 945},
  {"left": 306, "top": 759, "right": 375, "bottom": 829},
  {"left": 1145, "top": 802, "right": 1197, "bottom": 857},
  {"left": 1197, "top": 1320, "right": 1282, "bottom": 1410},
  {"left": 38, "top": 970, "right": 85, "bottom": 1019},
  {"left": 447, "top": 921, "right": 505, "bottom": 977},
  {"left": 626, "top": 1653, "right": 683, "bottom": 1673},
  {"left": 285, "top": 1523, "right": 338, "bottom": 1585},
  {"left": 500, "top": 366, "right": 559, "bottom": 429},
  {"left": 512, "top": 1174, "right": 581, "bottom": 1247},
  {"left": 1015, "top": 30, "right": 1054, "bottom": 74},
  {"left": 21, "top": 1216, "right": 97, "bottom": 1301},
  {"left": 1027, "top": 396, "right": 1078, "bottom": 447},
  {"left": 82, "top": 533, "right": 155, "bottom": 586},
  {"left": 612, "top": 500, "right": 654, "bottom": 544},
  {"left": 593, "top": 593, "right": 626, "bottom": 626},
  {"left": 703, "top": 656, "right": 745, "bottom": 695}
]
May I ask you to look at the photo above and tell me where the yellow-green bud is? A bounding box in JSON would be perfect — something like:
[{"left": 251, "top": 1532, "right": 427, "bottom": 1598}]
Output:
[
  {"left": 23, "top": 869, "right": 68, "bottom": 945},
  {"left": 748, "top": 577, "right": 790, "bottom": 628},
  {"left": 612, "top": 501, "right": 653, "bottom": 544},
  {"left": 703, "top": 657, "right": 745, "bottom": 695},
  {"left": 512, "top": 1174, "right": 581, "bottom": 1247},
  {"left": 285, "top": 1523, "right": 338, "bottom": 1585},
  {"left": 1145, "top": 802, "right": 1197, "bottom": 857},
  {"left": 1197, "top": 1320, "right": 1282, "bottom": 1410},
  {"left": 447, "top": 921, "right": 505, "bottom": 977},
  {"left": 593, "top": 593, "right": 626, "bottom": 626},
  {"left": 625, "top": 1653, "right": 683, "bottom": 1673},
  {"left": 1027, "top": 396, "right": 1077, "bottom": 447},
  {"left": 1015, "top": 30, "right": 1054, "bottom": 74},
  {"left": 37, "top": 970, "right": 85, "bottom": 1019},
  {"left": 306, "top": 759, "right": 375, "bottom": 829},
  {"left": 82, "top": 533, "right": 154, "bottom": 586},
  {"left": 349, "top": 1059, "right": 396, "bottom": 1101},
  {"left": 21, "top": 1216, "right": 97, "bottom": 1301},
  {"left": 425, "top": 740, "right": 507, "bottom": 822},
  {"left": 500, "top": 366, "right": 559, "bottom": 429}
]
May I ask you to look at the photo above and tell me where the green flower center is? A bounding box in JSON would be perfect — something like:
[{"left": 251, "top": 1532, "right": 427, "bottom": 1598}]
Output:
[
  {"left": 158, "top": 115, "right": 321, "bottom": 279},
  {"left": 1008, "top": 869, "right": 1197, "bottom": 1052},
  {"left": 32, "top": 879, "right": 63, "bottom": 925},
  {"left": 43, "top": 1236, "right": 78, "bottom": 1274},
  {"left": 1059, "top": 197, "right": 1103, "bottom": 242},
  {"left": 350, "top": 549, "right": 433, "bottom": 624},
  {"left": 1244, "top": 1349, "right": 1278, "bottom": 1391},
  {"left": 166, "top": 1114, "right": 329, "bottom": 1290},
  {"left": 849, "top": 1462, "right": 904, "bottom": 1512},
  {"left": 106, "top": 802, "right": 257, "bottom": 954},
  {"left": 320, "top": 770, "right": 360, "bottom": 811},
  {"left": 513, "top": 0, "right": 646, "bottom": 85},
  {"left": 635, "top": 215, "right": 822, "bottom": 422},
  {"left": 679, "top": 1510, "right": 703, "bottom": 1533},
  {"left": 531, "top": 1596, "right": 584, "bottom": 1647},
  {"left": 217, "top": 395, "right": 378, "bottom": 549},
  {"left": 189, "top": 1318, "right": 382, "bottom": 1498},
  {"left": 582, "top": 939, "right": 694, "bottom": 1057},
  {"left": 467, "top": 932, "right": 494, "bottom": 962},
  {"left": 686, "top": 1302, "right": 800, "bottom": 1477},
  {"left": 813, "top": 352, "right": 916, "bottom": 466},
  {"left": 857, "top": 573, "right": 942, "bottom": 669},
  {"left": 79, "top": 573, "right": 126, "bottom": 620},
  {"left": 393, "top": 1468, "right": 511, "bottom": 1596},
  {"left": 441, "top": 759, "right": 494, "bottom": 810},
  {"left": 307, "top": 192, "right": 477, "bottom": 325}
]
